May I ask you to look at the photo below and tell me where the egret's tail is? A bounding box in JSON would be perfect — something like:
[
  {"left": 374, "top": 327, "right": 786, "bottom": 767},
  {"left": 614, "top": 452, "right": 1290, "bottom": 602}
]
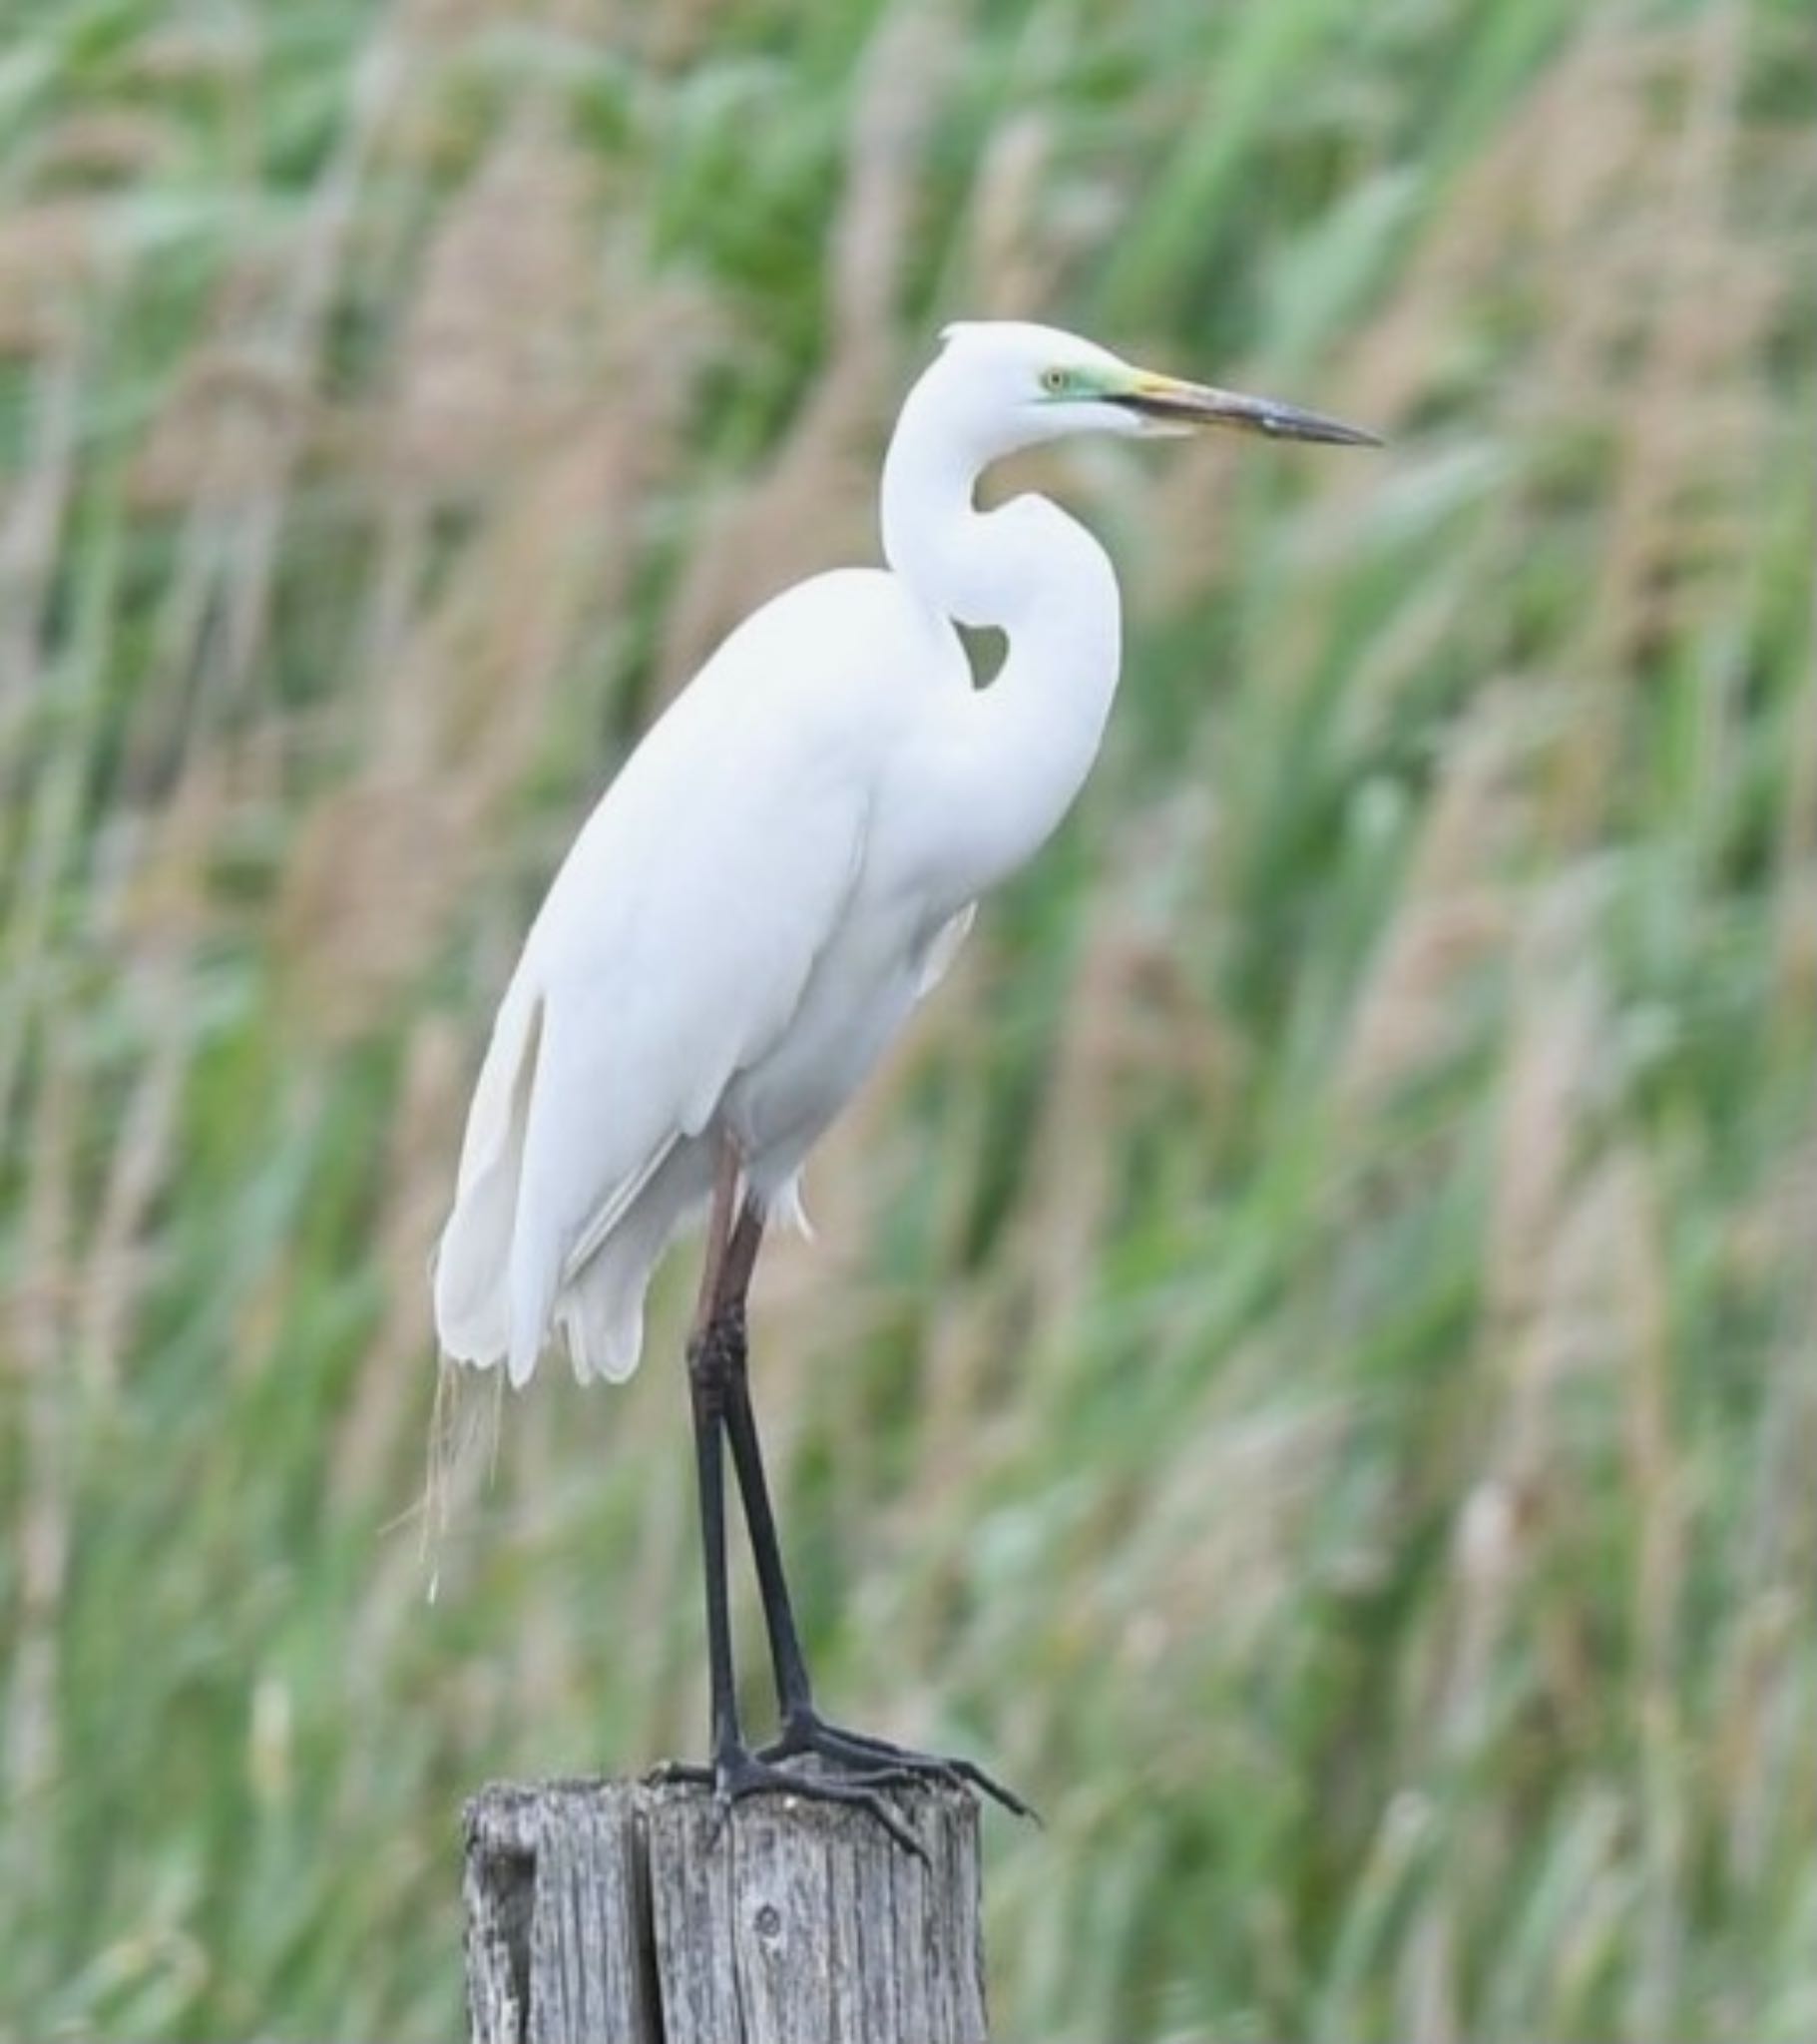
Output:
[
  {"left": 431, "top": 980, "right": 543, "bottom": 1371},
  {"left": 551, "top": 1141, "right": 714, "bottom": 1383},
  {"left": 433, "top": 978, "right": 718, "bottom": 1385}
]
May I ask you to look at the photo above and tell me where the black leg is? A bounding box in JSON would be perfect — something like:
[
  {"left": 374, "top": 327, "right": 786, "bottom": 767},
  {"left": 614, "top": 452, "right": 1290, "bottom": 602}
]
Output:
[
  {"left": 685, "top": 1319, "right": 740, "bottom": 1762},
  {"left": 711, "top": 1205, "right": 1037, "bottom": 1824},
  {"left": 656, "top": 1157, "right": 929, "bottom": 1858},
  {"left": 699, "top": 1198, "right": 816, "bottom": 1717},
  {"left": 719, "top": 1307, "right": 816, "bottom": 1723}
]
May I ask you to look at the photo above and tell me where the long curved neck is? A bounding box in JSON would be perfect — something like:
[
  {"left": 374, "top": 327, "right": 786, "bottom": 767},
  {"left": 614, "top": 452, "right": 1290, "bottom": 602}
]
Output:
[{"left": 880, "top": 380, "right": 1122, "bottom": 900}]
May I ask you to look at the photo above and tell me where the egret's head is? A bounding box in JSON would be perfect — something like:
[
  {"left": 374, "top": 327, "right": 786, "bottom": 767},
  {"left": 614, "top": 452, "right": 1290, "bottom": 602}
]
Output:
[{"left": 929, "top": 319, "right": 1381, "bottom": 461}]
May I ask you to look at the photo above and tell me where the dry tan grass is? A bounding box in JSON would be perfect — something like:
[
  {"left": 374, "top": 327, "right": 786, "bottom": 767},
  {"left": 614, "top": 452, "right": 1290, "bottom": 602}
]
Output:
[
  {"left": 0, "top": 200, "right": 103, "bottom": 356},
  {"left": 1339, "top": 686, "right": 1531, "bottom": 1110},
  {"left": 654, "top": 4, "right": 955, "bottom": 696},
  {"left": 383, "top": 112, "right": 605, "bottom": 495}
]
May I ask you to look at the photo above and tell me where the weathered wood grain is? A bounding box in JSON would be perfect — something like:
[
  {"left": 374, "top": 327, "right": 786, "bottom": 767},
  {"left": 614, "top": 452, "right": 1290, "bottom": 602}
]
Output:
[
  {"left": 465, "top": 1780, "right": 653, "bottom": 2044},
  {"left": 463, "top": 1772, "right": 987, "bottom": 2044}
]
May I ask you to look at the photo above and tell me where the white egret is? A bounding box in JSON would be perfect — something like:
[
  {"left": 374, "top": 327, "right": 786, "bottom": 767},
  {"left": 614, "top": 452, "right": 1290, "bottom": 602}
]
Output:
[{"left": 433, "top": 320, "right": 1378, "bottom": 1845}]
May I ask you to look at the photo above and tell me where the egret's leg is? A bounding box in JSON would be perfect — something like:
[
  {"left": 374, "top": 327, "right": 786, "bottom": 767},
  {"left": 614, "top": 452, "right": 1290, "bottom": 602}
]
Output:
[
  {"left": 685, "top": 1312, "right": 739, "bottom": 1763},
  {"left": 694, "top": 1146, "right": 745, "bottom": 1744},
  {"left": 710, "top": 1201, "right": 818, "bottom": 1718},
  {"left": 670, "top": 1146, "right": 747, "bottom": 1767},
  {"left": 661, "top": 1146, "right": 927, "bottom": 1857},
  {"left": 684, "top": 1195, "right": 837, "bottom": 1731},
  {"left": 710, "top": 1197, "right": 1037, "bottom": 1824}
]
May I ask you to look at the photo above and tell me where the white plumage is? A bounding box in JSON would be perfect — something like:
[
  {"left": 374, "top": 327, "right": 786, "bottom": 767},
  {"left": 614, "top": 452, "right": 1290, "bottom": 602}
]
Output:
[
  {"left": 432, "top": 320, "right": 1377, "bottom": 1390},
  {"left": 434, "top": 568, "right": 977, "bottom": 1385}
]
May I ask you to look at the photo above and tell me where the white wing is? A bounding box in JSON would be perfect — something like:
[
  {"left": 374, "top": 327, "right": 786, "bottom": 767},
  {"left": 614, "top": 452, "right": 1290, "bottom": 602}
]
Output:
[{"left": 433, "top": 568, "right": 952, "bottom": 1385}]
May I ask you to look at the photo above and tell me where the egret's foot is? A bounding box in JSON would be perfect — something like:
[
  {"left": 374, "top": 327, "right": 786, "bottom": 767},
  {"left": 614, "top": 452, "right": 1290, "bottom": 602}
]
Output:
[
  {"left": 647, "top": 1748, "right": 928, "bottom": 1859},
  {"left": 760, "top": 1711, "right": 1039, "bottom": 1823}
]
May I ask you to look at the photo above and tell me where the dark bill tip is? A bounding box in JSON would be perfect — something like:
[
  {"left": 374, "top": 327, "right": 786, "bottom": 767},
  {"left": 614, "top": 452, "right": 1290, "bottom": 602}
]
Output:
[
  {"left": 1117, "top": 378, "right": 1384, "bottom": 447},
  {"left": 1244, "top": 402, "right": 1385, "bottom": 448}
]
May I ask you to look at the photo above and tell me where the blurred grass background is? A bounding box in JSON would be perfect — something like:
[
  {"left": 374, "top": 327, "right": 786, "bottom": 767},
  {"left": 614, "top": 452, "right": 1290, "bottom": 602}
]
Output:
[{"left": 2, "top": 0, "right": 1814, "bottom": 2037}]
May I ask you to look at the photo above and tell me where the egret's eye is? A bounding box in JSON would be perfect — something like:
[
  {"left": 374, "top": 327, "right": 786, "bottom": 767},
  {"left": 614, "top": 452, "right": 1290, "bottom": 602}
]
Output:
[{"left": 1040, "top": 366, "right": 1072, "bottom": 396}]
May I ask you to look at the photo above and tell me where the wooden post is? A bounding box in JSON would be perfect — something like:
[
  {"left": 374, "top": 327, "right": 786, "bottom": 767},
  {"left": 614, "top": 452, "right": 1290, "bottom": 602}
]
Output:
[{"left": 464, "top": 1774, "right": 988, "bottom": 2044}]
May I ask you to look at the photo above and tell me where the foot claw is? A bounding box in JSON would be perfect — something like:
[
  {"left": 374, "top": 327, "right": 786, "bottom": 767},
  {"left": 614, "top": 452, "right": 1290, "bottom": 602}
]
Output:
[
  {"left": 656, "top": 1746, "right": 928, "bottom": 1861},
  {"left": 759, "top": 1714, "right": 1038, "bottom": 1823}
]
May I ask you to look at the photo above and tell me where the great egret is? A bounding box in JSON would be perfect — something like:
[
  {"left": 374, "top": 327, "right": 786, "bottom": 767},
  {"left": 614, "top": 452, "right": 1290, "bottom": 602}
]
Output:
[{"left": 433, "top": 320, "right": 1377, "bottom": 1846}]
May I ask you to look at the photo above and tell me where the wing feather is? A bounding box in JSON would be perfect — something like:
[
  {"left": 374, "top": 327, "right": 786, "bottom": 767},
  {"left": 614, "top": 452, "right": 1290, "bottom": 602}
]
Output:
[
  {"left": 433, "top": 570, "right": 922, "bottom": 1385},
  {"left": 505, "top": 759, "right": 868, "bottom": 1382}
]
